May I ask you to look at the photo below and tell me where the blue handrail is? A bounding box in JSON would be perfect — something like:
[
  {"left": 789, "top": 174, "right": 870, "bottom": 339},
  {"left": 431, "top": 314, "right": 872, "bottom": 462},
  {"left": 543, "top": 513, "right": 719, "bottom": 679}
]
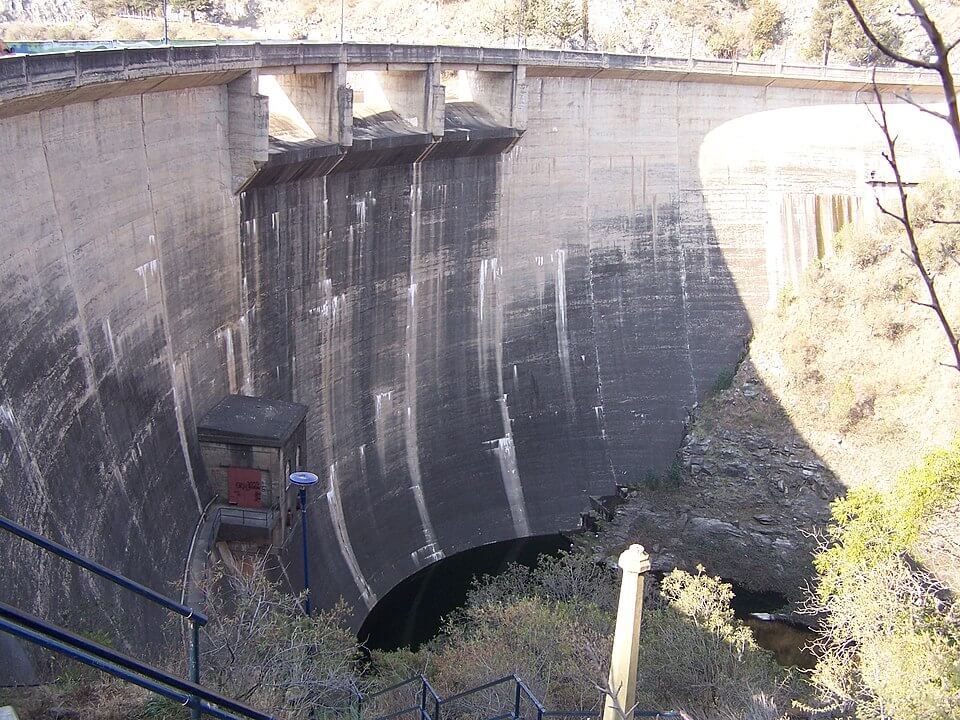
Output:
[
  {"left": 357, "top": 674, "right": 682, "bottom": 720},
  {"left": 0, "top": 513, "right": 206, "bottom": 716},
  {"left": 0, "top": 514, "right": 206, "bottom": 624},
  {"left": 0, "top": 615, "right": 272, "bottom": 720},
  {"left": 0, "top": 601, "right": 272, "bottom": 720}
]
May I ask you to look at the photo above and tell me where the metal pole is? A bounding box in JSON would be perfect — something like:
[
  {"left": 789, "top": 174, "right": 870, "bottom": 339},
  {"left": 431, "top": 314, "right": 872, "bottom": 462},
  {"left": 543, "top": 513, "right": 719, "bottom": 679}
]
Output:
[
  {"left": 289, "top": 471, "right": 319, "bottom": 617},
  {"left": 340, "top": 0, "right": 345, "bottom": 43},
  {"left": 513, "top": 680, "right": 522, "bottom": 720},
  {"left": 163, "top": 0, "right": 169, "bottom": 45},
  {"left": 190, "top": 618, "right": 201, "bottom": 720},
  {"left": 420, "top": 679, "right": 428, "bottom": 720},
  {"left": 300, "top": 486, "right": 311, "bottom": 615}
]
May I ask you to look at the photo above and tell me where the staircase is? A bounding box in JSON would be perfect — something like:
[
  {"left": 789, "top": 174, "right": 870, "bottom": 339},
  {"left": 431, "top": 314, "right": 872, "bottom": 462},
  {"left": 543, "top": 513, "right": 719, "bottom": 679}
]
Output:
[
  {"left": 355, "top": 673, "right": 680, "bottom": 720},
  {"left": 0, "top": 514, "right": 678, "bottom": 720}
]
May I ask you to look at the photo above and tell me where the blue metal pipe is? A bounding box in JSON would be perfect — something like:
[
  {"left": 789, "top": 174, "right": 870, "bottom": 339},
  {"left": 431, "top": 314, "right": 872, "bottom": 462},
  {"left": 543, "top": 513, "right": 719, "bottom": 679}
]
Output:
[
  {"left": 191, "top": 618, "right": 202, "bottom": 720},
  {"left": 0, "top": 602, "right": 271, "bottom": 720},
  {"left": 299, "top": 486, "right": 311, "bottom": 615},
  {"left": 0, "top": 514, "right": 207, "bottom": 625},
  {"left": 0, "top": 617, "right": 264, "bottom": 720}
]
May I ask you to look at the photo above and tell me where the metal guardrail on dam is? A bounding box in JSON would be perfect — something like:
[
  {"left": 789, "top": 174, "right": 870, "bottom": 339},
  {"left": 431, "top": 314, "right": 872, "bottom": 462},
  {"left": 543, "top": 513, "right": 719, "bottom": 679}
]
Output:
[{"left": 0, "top": 41, "right": 942, "bottom": 110}]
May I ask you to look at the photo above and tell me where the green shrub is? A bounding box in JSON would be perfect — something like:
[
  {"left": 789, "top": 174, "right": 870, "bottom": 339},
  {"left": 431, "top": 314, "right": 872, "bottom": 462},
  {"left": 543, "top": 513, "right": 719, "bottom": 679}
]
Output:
[
  {"left": 636, "top": 569, "right": 793, "bottom": 720},
  {"left": 810, "top": 440, "right": 960, "bottom": 718},
  {"left": 380, "top": 554, "right": 792, "bottom": 719},
  {"left": 466, "top": 550, "right": 618, "bottom": 613},
  {"left": 711, "top": 367, "right": 736, "bottom": 396},
  {"left": 427, "top": 596, "right": 611, "bottom": 715},
  {"left": 814, "top": 438, "right": 960, "bottom": 598},
  {"left": 197, "top": 559, "right": 361, "bottom": 719},
  {"left": 803, "top": 0, "right": 902, "bottom": 66},
  {"left": 833, "top": 221, "right": 890, "bottom": 268},
  {"left": 747, "top": 0, "right": 784, "bottom": 58},
  {"left": 707, "top": 23, "right": 745, "bottom": 59}
]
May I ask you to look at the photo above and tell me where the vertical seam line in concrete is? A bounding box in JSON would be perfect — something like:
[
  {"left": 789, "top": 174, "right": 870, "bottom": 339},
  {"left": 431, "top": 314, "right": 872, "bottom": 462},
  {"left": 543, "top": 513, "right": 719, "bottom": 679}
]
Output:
[
  {"left": 674, "top": 80, "right": 698, "bottom": 402},
  {"left": 36, "top": 113, "right": 135, "bottom": 642},
  {"left": 138, "top": 93, "right": 204, "bottom": 515},
  {"left": 405, "top": 160, "right": 443, "bottom": 563},
  {"left": 38, "top": 111, "right": 122, "bottom": 544},
  {"left": 583, "top": 76, "right": 615, "bottom": 483}
]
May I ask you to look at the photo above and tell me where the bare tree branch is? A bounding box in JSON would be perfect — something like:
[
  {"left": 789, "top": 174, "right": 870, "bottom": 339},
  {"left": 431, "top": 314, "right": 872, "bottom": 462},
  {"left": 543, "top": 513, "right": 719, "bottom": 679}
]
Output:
[
  {"left": 847, "top": 0, "right": 960, "bottom": 160},
  {"left": 843, "top": 0, "right": 937, "bottom": 69},
  {"left": 895, "top": 92, "right": 950, "bottom": 121},
  {"left": 868, "top": 75, "right": 960, "bottom": 372}
]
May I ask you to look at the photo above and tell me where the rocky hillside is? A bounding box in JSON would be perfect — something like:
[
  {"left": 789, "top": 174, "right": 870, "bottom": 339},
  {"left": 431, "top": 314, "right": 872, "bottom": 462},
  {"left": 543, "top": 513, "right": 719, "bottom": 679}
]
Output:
[
  {"left": 3, "top": 0, "right": 959, "bottom": 65},
  {"left": 590, "top": 177, "right": 960, "bottom": 604}
]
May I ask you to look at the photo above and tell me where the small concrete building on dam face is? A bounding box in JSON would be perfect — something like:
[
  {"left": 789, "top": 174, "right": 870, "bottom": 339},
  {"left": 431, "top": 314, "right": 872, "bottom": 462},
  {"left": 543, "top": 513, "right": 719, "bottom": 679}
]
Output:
[{"left": 0, "top": 43, "right": 954, "bottom": 680}]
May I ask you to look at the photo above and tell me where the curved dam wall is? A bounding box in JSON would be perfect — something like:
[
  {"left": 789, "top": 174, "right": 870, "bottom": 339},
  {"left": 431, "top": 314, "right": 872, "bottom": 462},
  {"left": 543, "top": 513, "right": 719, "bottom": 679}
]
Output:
[{"left": 0, "top": 44, "right": 952, "bottom": 678}]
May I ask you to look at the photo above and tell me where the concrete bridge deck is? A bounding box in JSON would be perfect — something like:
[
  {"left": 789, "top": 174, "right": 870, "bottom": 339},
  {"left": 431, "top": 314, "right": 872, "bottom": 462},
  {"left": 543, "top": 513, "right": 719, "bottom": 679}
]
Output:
[{"left": 0, "top": 42, "right": 941, "bottom": 119}]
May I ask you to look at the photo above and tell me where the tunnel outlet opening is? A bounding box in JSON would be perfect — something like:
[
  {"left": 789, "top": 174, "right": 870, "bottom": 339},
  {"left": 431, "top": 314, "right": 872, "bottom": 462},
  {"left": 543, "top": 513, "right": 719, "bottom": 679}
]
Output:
[{"left": 358, "top": 534, "right": 573, "bottom": 652}]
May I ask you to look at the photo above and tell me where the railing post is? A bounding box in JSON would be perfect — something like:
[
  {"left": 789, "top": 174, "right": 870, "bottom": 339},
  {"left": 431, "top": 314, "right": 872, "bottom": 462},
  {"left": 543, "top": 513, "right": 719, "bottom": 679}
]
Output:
[
  {"left": 420, "top": 677, "right": 428, "bottom": 720},
  {"left": 513, "top": 679, "right": 522, "bottom": 720},
  {"left": 602, "top": 545, "right": 651, "bottom": 720},
  {"left": 190, "top": 617, "right": 201, "bottom": 720}
]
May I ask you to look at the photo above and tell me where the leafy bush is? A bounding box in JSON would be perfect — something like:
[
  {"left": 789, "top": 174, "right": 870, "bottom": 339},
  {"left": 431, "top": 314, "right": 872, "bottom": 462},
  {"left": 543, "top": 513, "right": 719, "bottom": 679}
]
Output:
[
  {"left": 481, "top": 0, "right": 583, "bottom": 45},
  {"left": 636, "top": 569, "right": 794, "bottom": 720},
  {"left": 810, "top": 440, "right": 960, "bottom": 718},
  {"left": 710, "top": 367, "right": 736, "bottom": 396},
  {"left": 814, "top": 439, "right": 960, "bottom": 599},
  {"left": 833, "top": 221, "right": 891, "bottom": 268},
  {"left": 747, "top": 0, "right": 784, "bottom": 58},
  {"left": 429, "top": 597, "right": 612, "bottom": 715},
  {"left": 376, "top": 554, "right": 790, "bottom": 720},
  {"left": 707, "top": 23, "right": 745, "bottom": 59},
  {"left": 466, "top": 549, "right": 619, "bottom": 613},
  {"left": 803, "top": 0, "right": 902, "bottom": 66}
]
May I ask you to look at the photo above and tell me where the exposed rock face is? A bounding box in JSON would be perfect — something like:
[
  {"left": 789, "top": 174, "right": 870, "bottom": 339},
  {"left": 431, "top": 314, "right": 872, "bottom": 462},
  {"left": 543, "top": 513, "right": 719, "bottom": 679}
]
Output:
[
  {"left": 590, "top": 360, "right": 842, "bottom": 602},
  {"left": 0, "top": 0, "right": 78, "bottom": 22}
]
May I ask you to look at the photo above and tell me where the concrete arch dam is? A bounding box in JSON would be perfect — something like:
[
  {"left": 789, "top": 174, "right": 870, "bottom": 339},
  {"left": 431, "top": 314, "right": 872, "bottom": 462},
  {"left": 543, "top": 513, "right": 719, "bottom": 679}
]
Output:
[{"left": 0, "top": 44, "right": 952, "bottom": 678}]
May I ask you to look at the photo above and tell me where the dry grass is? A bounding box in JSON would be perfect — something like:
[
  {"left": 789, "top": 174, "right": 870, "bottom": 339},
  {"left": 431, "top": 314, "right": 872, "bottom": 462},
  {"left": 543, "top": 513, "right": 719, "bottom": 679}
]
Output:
[
  {"left": 0, "top": 679, "right": 188, "bottom": 720},
  {"left": 0, "top": 17, "right": 257, "bottom": 41},
  {"left": 743, "top": 187, "right": 960, "bottom": 493}
]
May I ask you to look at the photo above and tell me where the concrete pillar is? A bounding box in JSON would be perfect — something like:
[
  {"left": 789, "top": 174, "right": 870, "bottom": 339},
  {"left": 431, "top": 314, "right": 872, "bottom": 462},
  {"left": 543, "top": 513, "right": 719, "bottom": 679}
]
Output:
[
  {"left": 377, "top": 68, "right": 443, "bottom": 136},
  {"left": 467, "top": 66, "right": 526, "bottom": 131},
  {"left": 511, "top": 65, "right": 527, "bottom": 132},
  {"left": 332, "top": 63, "right": 353, "bottom": 147},
  {"left": 227, "top": 70, "right": 268, "bottom": 192},
  {"left": 425, "top": 62, "right": 445, "bottom": 139},
  {"left": 602, "top": 544, "right": 651, "bottom": 720}
]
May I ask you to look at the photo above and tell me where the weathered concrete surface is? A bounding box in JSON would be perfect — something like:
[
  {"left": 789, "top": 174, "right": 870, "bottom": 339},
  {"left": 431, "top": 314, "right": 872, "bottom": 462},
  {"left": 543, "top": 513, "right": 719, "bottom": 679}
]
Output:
[
  {"left": 0, "top": 85, "right": 240, "bottom": 678},
  {"left": 0, "top": 46, "right": 953, "bottom": 679}
]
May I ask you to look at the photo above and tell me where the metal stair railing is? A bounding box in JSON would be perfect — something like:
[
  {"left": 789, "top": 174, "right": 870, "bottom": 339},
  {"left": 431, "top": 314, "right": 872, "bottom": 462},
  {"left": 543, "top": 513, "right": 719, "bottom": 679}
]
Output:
[
  {"left": 0, "top": 514, "right": 205, "bottom": 687},
  {"left": 354, "top": 674, "right": 681, "bottom": 720},
  {"left": 0, "top": 513, "right": 258, "bottom": 719},
  {"left": 0, "top": 601, "right": 273, "bottom": 720}
]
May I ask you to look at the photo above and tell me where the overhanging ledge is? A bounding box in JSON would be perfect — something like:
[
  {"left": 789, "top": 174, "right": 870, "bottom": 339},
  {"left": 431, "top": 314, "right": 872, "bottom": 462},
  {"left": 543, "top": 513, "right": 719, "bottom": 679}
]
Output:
[{"left": 0, "top": 42, "right": 943, "bottom": 120}]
